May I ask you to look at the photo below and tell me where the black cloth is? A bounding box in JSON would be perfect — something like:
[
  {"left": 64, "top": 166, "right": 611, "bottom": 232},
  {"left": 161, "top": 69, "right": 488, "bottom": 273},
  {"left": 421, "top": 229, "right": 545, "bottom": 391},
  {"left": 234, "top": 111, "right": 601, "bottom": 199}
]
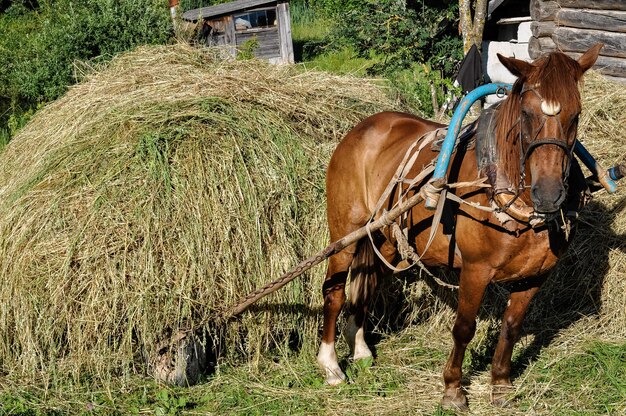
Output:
[{"left": 455, "top": 44, "right": 484, "bottom": 93}]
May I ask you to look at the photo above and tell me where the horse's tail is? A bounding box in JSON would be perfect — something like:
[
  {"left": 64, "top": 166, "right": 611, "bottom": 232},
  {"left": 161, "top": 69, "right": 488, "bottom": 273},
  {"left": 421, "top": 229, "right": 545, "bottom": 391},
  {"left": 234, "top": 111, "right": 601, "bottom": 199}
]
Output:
[{"left": 348, "top": 239, "right": 378, "bottom": 310}]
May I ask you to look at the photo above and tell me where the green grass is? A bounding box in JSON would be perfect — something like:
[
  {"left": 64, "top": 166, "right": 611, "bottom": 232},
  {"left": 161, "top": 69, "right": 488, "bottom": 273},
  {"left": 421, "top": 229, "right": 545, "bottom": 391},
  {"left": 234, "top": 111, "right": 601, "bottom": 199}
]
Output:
[
  {"left": 517, "top": 342, "right": 626, "bottom": 415},
  {"left": 291, "top": 14, "right": 330, "bottom": 42},
  {"left": 0, "top": 128, "right": 10, "bottom": 152},
  {"left": 2, "top": 330, "right": 623, "bottom": 415},
  {"left": 298, "top": 46, "right": 378, "bottom": 77},
  {"left": 290, "top": 3, "right": 378, "bottom": 77}
]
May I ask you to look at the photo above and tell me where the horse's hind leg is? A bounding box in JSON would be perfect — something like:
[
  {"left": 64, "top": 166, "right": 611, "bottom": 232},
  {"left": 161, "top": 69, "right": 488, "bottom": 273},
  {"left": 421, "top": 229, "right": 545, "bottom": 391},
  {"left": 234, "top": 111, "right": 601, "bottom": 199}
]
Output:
[
  {"left": 317, "top": 249, "right": 353, "bottom": 385},
  {"left": 344, "top": 240, "right": 380, "bottom": 362},
  {"left": 490, "top": 278, "right": 544, "bottom": 407}
]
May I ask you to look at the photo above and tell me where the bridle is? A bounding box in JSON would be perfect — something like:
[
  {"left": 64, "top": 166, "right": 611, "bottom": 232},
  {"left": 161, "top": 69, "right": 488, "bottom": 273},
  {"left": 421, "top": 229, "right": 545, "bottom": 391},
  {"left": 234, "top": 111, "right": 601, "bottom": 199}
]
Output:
[
  {"left": 518, "top": 85, "right": 576, "bottom": 189},
  {"left": 495, "top": 84, "right": 577, "bottom": 217}
]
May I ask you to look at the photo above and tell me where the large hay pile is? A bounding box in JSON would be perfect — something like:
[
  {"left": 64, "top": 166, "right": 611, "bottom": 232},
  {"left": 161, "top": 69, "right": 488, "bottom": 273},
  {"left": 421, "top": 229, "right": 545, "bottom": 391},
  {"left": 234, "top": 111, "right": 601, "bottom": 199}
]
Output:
[
  {"left": 0, "top": 42, "right": 624, "bottom": 404},
  {"left": 0, "top": 44, "right": 400, "bottom": 383}
]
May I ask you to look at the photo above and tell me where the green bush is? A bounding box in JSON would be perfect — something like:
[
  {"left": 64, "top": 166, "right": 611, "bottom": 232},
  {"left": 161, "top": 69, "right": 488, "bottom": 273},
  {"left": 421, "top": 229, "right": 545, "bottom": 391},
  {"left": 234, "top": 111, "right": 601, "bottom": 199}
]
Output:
[
  {"left": 0, "top": 0, "right": 172, "bottom": 141},
  {"left": 329, "top": 0, "right": 462, "bottom": 77},
  {"left": 307, "top": 0, "right": 364, "bottom": 17}
]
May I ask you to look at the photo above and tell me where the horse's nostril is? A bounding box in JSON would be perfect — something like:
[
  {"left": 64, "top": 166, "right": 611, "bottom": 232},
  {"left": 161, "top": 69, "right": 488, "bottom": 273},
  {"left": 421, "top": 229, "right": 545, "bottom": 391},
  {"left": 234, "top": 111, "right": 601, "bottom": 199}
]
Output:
[{"left": 531, "top": 183, "right": 566, "bottom": 213}]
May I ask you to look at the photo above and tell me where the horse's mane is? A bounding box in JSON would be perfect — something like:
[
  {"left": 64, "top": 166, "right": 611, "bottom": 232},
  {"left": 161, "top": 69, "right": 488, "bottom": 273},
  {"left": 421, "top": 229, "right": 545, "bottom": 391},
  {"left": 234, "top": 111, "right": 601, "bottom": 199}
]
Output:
[{"left": 493, "top": 52, "right": 584, "bottom": 188}]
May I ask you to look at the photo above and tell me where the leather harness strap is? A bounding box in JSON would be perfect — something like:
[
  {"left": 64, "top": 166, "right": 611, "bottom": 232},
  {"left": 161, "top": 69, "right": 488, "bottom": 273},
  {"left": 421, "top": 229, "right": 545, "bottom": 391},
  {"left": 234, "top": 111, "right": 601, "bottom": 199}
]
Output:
[{"left": 366, "top": 127, "right": 492, "bottom": 289}]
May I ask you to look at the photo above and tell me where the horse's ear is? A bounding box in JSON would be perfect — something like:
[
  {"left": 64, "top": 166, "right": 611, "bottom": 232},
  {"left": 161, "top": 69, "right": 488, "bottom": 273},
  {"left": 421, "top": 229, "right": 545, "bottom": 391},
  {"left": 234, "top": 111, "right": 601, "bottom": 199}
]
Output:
[
  {"left": 497, "top": 54, "right": 533, "bottom": 78},
  {"left": 578, "top": 43, "right": 603, "bottom": 73}
]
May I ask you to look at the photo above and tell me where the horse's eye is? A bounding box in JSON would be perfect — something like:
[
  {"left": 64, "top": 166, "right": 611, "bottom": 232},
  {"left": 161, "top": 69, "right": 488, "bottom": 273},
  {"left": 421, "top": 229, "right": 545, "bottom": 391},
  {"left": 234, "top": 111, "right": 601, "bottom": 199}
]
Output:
[{"left": 568, "top": 114, "right": 580, "bottom": 135}]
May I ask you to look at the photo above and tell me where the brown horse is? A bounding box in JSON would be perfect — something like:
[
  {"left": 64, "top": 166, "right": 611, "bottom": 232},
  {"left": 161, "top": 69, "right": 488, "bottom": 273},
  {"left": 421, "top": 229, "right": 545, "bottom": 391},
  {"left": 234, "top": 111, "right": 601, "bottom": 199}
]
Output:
[{"left": 318, "top": 44, "right": 602, "bottom": 409}]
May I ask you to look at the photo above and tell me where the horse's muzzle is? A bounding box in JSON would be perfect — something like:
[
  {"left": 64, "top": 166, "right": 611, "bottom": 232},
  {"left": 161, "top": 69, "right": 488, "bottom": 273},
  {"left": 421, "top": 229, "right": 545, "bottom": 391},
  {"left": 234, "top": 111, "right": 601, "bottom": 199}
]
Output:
[{"left": 531, "top": 179, "right": 566, "bottom": 214}]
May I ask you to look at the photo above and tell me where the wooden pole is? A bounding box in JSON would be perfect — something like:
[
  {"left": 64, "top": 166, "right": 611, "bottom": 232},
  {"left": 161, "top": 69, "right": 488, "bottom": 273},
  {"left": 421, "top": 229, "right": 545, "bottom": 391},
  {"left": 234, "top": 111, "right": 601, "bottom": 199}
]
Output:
[{"left": 225, "top": 191, "right": 427, "bottom": 318}]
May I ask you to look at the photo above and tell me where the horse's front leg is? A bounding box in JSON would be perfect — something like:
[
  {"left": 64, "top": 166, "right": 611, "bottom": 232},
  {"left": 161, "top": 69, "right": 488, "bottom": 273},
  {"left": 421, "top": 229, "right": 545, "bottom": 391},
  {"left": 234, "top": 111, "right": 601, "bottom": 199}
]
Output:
[
  {"left": 442, "top": 264, "right": 490, "bottom": 410},
  {"left": 490, "top": 278, "right": 544, "bottom": 407}
]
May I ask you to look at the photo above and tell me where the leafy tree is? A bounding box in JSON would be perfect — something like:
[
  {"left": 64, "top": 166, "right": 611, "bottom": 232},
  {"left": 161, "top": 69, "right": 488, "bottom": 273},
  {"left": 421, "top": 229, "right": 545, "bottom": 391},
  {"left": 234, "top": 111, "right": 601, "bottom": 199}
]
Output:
[
  {"left": 0, "top": 0, "right": 172, "bottom": 140},
  {"left": 326, "top": 0, "right": 463, "bottom": 116},
  {"left": 330, "top": 0, "right": 462, "bottom": 78}
]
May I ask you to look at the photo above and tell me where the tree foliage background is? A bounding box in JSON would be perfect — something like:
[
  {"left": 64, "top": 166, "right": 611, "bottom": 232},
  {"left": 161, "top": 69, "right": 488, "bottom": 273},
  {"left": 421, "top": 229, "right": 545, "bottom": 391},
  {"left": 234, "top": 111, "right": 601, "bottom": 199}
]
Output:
[
  {"left": 0, "top": 0, "right": 172, "bottom": 140},
  {"left": 330, "top": 0, "right": 462, "bottom": 77},
  {"left": 0, "top": 0, "right": 465, "bottom": 139}
]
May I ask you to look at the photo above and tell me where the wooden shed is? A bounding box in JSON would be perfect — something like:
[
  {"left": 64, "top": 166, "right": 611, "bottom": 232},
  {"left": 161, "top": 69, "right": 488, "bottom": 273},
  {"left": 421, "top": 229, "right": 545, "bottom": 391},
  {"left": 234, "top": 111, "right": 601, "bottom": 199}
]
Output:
[
  {"left": 528, "top": 0, "right": 626, "bottom": 83},
  {"left": 182, "top": 0, "right": 294, "bottom": 65}
]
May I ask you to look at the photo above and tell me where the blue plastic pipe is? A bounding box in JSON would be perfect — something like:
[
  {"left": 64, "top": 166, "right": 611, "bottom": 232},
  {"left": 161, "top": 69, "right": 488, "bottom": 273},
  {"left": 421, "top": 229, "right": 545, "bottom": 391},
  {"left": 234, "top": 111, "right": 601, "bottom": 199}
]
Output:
[
  {"left": 608, "top": 165, "right": 624, "bottom": 181},
  {"left": 424, "top": 83, "right": 512, "bottom": 209},
  {"left": 574, "top": 142, "right": 618, "bottom": 193},
  {"left": 424, "top": 83, "right": 619, "bottom": 210}
]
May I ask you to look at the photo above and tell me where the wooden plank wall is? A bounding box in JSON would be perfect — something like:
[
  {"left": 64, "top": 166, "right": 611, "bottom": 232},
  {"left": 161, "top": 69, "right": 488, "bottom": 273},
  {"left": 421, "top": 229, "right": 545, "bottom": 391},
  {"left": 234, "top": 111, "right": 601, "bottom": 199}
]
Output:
[
  {"left": 236, "top": 29, "right": 281, "bottom": 60},
  {"left": 196, "top": 2, "right": 293, "bottom": 65},
  {"left": 529, "top": 0, "right": 626, "bottom": 83}
]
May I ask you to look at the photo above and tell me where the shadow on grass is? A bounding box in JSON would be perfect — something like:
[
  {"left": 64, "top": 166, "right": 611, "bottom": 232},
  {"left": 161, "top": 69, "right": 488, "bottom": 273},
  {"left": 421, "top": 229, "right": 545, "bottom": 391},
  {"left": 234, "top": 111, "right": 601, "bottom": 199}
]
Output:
[
  {"left": 364, "top": 196, "right": 626, "bottom": 387},
  {"left": 292, "top": 38, "right": 327, "bottom": 63}
]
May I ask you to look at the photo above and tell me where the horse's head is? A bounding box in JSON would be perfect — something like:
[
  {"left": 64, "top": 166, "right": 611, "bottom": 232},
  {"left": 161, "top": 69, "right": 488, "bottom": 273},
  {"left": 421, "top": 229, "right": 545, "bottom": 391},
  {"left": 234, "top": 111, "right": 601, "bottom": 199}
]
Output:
[{"left": 497, "top": 44, "right": 602, "bottom": 214}]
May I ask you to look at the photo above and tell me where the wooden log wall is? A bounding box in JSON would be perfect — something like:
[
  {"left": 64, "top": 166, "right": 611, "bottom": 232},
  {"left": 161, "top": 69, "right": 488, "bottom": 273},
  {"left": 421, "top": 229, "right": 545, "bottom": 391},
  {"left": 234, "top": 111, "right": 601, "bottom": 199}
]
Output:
[{"left": 529, "top": 0, "right": 626, "bottom": 82}]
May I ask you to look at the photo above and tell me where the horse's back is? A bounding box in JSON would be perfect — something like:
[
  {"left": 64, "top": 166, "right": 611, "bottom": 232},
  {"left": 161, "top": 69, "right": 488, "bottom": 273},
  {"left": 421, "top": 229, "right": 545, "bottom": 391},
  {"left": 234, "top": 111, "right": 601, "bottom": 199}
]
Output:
[
  {"left": 331, "top": 112, "right": 442, "bottom": 157},
  {"left": 326, "top": 111, "right": 443, "bottom": 240}
]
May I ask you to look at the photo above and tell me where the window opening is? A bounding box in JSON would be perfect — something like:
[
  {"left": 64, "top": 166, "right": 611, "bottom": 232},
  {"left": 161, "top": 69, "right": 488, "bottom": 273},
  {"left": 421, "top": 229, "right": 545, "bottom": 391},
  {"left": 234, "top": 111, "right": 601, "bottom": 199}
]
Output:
[{"left": 234, "top": 9, "right": 277, "bottom": 31}]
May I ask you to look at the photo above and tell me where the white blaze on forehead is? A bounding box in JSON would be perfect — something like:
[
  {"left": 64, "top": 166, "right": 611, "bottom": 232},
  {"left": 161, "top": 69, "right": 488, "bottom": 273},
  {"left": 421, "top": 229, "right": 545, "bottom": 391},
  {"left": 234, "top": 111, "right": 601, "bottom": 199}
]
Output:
[{"left": 541, "top": 100, "right": 561, "bottom": 116}]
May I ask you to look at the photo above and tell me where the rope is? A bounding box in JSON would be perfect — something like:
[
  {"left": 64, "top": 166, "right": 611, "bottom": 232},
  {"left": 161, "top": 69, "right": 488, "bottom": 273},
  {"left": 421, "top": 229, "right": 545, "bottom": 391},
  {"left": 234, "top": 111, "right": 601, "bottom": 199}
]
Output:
[
  {"left": 222, "top": 129, "right": 505, "bottom": 317},
  {"left": 391, "top": 223, "right": 459, "bottom": 290},
  {"left": 363, "top": 129, "right": 494, "bottom": 290},
  {"left": 224, "top": 243, "right": 339, "bottom": 318}
]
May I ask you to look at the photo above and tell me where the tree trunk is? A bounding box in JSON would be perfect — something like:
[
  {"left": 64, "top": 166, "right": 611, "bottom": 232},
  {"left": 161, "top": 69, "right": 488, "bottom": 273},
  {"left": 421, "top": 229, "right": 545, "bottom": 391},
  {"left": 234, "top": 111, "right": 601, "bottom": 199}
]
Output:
[{"left": 459, "top": 0, "right": 489, "bottom": 54}]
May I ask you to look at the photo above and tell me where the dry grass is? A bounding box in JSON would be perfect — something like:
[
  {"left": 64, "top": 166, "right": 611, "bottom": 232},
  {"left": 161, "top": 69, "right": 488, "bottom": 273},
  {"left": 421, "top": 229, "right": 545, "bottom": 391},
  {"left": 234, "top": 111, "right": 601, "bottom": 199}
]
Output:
[
  {"left": 0, "top": 44, "right": 623, "bottom": 415},
  {"left": 0, "top": 44, "right": 399, "bottom": 385}
]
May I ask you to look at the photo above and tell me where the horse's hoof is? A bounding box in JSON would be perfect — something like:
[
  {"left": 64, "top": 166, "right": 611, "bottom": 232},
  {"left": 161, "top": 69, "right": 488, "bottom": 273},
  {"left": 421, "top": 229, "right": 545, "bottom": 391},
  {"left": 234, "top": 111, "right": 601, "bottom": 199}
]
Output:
[
  {"left": 344, "top": 315, "right": 373, "bottom": 361},
  {"left": 491, "top": 384, "right": 515, "bottom": 408},
  {"left": 324, "top": 369, "right": 346, "bottom": 386},
  {"left": 441, "top": 390, "right": 468, "bottom": 411},
  {"left": 353, "top": 351, "right": 373, "bottom": 362},
  {"left": 317, "top": 342, "right": 346, "bottom": 386}
]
